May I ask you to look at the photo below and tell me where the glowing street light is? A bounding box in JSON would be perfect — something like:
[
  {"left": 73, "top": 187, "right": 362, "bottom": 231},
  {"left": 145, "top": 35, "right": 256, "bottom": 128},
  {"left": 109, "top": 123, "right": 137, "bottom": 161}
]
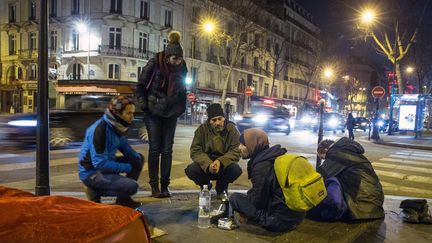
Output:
[
  {"left": 360, "top": 9, "right": 376, "bottom": 25},
  {"left": 75, "top": 20, "right": 90, "bottom": 80},
  {"left": 323, "top": 68, "right": 334, "bottom": 79},
  {"left": 406, "top": 66, "right": 414, "bottom": 74},
  {"left": 200, "top": 18, "right": 218, "bottom": 35},
  {"left": 203, "top": 21, "right": 215, "bottom": 34}
]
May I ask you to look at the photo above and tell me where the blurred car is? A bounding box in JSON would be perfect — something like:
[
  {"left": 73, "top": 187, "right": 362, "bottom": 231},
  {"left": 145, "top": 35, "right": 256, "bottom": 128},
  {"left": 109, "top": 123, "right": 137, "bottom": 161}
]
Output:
[
  {"left": 312, "top": 112, "right": 345, "bottom": 134},
  {"left": 375, "top": 118, "right": 398, "bottom": 133},
  {"left": 235, "top": 105, "right": 292, "bottom": 135},
  {"left": 0, "top": 110, "right": 148, "bottom": 148},
  {"left": 353, "top": 117, "right": 369, "bottom": 132}
]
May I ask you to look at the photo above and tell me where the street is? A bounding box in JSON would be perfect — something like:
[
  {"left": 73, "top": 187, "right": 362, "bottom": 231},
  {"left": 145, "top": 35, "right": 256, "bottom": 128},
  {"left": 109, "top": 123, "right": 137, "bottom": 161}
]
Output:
[{"left": 1, "top": 125, "right": 431, "bottom": 199}]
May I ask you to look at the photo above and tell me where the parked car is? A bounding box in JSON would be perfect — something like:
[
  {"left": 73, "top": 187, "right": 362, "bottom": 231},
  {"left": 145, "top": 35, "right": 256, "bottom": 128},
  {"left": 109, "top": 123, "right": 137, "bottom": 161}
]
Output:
[
  {"left": 312, "top": 112, "right": 346, "bottom": 134},
  {"left": 353, "top": 117, "right": 369, "bottom": 132},
  {"left": 375, "top": 118, "right": 398, "bottom": 133},
  {"left": 0, "top": 110, "right": 147, "bottom": 148},
  {"left": 235, "top": 105, "right": 292, "bottom": 135}
]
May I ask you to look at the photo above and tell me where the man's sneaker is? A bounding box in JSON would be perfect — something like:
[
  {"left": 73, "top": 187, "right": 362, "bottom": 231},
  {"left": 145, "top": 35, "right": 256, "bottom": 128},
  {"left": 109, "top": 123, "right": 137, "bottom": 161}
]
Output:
[
  {"left": 116, "top": 197, "right": 142, "bottom": 209},
  {"left": 84, "top": 187, "right": 101, "bottom": 203}
]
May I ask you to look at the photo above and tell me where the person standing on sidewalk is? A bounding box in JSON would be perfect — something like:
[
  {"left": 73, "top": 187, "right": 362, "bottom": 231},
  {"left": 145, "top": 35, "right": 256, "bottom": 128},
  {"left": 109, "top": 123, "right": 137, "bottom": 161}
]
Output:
[
  {"left": 230, "top": 128, "right": 305, "bottom": 232},
  {"left": 185, "top": 103, "right": 242, "bottom": 199},
  {"left": 136, "top": 31, "right": 188, "bottom": 198},
  {"left": 308, "top": 138, "right": 384, "bottom": 221},
  {"left": 346, "top": 113, "right": 355, "bottom": 140},
  {"left": 78, "top": 96, "right": 144, "bottom": 208}
]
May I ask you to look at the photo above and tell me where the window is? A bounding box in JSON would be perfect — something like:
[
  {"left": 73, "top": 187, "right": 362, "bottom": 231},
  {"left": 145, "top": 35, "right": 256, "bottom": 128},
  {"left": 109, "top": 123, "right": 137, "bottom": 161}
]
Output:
[
  {"left": 71, "top": 0, "right": 80, "bottom": 15},
  {"left": 109, "top": 28, "right": 121, "bottom": 50},
  {"left": 273, "top": 85, "right": 278, "bottom": 97},
  {"left": 29, "top": 32, "right": 37, "bottom": 51},
  {"left": 264, "top": 83, "right": 269, "bottom": 96},
  {"left": 192, "top": 7, "right": 200, "bottom": 23},
  {"left": 162, "top": 38, "right": 168, "bottom": 51},
  {"left": 237, "top": 78, "right": 245, "bottom": 93},
  {"left": 164, "top": 9, "right": 172, "bottom": 27},
  {"left": 137, "top": 67, "right": 143, "bottom": 80},
  {"left": 9, "top": 34, "right": 17, "bottom": 55},
  {"left": 140, "top": 1, "right": 149, "bottom": 19},
  {"left": 72, "top": 31, "right": 80, "bottom": 51},
  {"left": 29, "top": 1, "right": 36, "bottom": 20},
  {"left": 110, "top": 0, "right": 122, "bottom": 14},
  {"left": 253, "top": 57, "right": 259, "bottom": 68},
  {"left": 226, "top": 47, "right": 231, "bottom": 63},
  {"left": 254, "top": 34, "right": 261, "bottom": 47},
  {"left": 108, "top": 64, "right": 120, "bottom": 79},
  {"left": 50, "top": 31, "right": 57, "bottom": 51},
  {"left": 138, "top": 32, "right": 148, "bottom": 53},
  {"left": 29, "top": 64, "right": 37, "bottom": 80},
  {"left": 50, "top": 0, "right": 57, "bottom": 17},
  {"left": 9, "top": 4, "right": 16, "bottom": 23},
  {"left": 18, "top": 67, "right": 23, "bottom": 79},
  {"left": 265, "top": 61, "right": 269, "bottom": 73},
  {"left": 72, "top": 63, "right": 81, "bottom": 80},
  {"left": 266, "top": 39, "right": 271, "bottom": 51}
]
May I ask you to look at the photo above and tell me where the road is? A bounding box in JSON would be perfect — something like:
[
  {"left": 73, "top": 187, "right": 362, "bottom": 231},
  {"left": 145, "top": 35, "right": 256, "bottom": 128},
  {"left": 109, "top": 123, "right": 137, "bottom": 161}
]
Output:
[{"left": 1, "top": 125, "right": 431, "bottom": 199}]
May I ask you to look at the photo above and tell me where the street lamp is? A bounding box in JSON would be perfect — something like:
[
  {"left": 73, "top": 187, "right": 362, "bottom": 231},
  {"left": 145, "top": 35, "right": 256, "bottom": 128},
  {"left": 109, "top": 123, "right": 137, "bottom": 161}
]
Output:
[
  {"left": 76, "top": 21, "right": 90, "bottom": 80},
  {"left": 406, "top": 66, "right": 414, "bottom": 74},
  {"left": 360, "top": 9, "right": 376, "bottom": 25},
  {"left": 316, "top": 98, "right": 326, "bottom": 169}
]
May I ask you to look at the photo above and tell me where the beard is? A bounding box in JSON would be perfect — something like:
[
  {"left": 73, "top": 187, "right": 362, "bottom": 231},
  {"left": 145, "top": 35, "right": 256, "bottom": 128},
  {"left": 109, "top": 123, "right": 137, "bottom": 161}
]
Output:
[{"left": 212, "top": 124, "right": 224, "bottom": 132}]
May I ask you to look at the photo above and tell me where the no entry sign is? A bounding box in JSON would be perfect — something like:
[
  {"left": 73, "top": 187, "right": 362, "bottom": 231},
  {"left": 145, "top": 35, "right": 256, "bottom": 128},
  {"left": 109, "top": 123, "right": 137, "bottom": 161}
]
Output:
[
  {"left": 372, "top": 86, "right": 385, "bottom": 98},
  {"left": 187, "top": 92, "right": 195, "bottom": 102},
  {"left": 245, "top": 87, "right": 253, "bottom": 97}
]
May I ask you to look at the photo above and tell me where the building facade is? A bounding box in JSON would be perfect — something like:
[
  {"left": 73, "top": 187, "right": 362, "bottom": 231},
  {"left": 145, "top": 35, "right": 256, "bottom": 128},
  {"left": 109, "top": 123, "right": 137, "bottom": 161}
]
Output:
[{"left": 0, "top": 0, "right": 184, "bottom": 113}]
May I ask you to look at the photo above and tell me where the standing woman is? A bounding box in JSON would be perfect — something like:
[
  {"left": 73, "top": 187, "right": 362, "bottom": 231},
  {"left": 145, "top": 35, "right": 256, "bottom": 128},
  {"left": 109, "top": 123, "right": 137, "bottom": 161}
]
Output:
[
  {"left": 136, "top": 31, "right": 188, "bottom": 198},
  {"left": 346, "top": 113, "right": 355, "bottom": 140}
]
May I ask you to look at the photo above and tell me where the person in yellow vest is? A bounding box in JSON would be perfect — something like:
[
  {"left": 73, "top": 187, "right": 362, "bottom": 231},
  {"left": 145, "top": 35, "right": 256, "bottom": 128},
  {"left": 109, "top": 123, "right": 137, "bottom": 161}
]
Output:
[{"left": 230, "top": 128, "right": 304, "bottom": 232}]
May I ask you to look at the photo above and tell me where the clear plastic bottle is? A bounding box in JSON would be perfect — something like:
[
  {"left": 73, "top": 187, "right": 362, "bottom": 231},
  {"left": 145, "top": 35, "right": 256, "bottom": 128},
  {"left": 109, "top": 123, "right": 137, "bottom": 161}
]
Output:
[{"left": 198, "top": 185, "right": 211, "bottom": 228}]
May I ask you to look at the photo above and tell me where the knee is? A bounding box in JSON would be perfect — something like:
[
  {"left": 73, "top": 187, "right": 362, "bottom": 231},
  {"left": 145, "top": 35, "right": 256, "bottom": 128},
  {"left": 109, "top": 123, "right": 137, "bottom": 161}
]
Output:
[
  {"left": 124, "top": 181, "right": 139, "bottom": 195},
  {"left": 226, "top": 164, "right": 243, "bottom": 178},
  {"left": 185, "top": 163, "right": 203, "bottom": 179}
]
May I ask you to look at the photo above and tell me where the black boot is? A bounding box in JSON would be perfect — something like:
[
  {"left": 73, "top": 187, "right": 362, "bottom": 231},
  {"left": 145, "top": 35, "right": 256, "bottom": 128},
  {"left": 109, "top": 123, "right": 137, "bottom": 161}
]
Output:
[
  {"left": 160, "top": 185, "right": 171, "bottom": 198},
  {"left": 84, "top": 187, "right": 101, "bottom": 203},
  {"left": 116, "top": 196, "right": 142, "bottom": 209},
  {"left": 151, "top": 184, "right": 161, "bottom": 198}
]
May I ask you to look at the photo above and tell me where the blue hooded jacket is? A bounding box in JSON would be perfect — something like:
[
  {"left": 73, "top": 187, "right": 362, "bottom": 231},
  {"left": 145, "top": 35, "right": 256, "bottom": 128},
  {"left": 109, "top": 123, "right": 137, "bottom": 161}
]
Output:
[{"left": 78, "top": 114, "right": 141, "bottom": 180}]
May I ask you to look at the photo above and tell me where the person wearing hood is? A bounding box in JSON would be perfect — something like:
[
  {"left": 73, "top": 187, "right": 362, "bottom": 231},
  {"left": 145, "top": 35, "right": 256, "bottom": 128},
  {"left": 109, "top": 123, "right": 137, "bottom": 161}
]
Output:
[
  {"left": 230, "top": 128, "right": 305, "bottom": 232},
  {"left": 310, "top": 137, "right": 384, "bottom": 221},
  {"left": 185, "top": 103, "right": 242, "bottom": 199},
  {"left": 136, "top": 30, "right": 188, "bottom": 198},
  {"left": 78, "top": 96, "right": 144, "bottom": 208}
]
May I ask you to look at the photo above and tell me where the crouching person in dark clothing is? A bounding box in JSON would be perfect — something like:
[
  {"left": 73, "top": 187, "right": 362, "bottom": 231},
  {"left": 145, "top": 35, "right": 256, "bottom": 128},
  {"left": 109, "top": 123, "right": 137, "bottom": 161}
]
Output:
[
  {"left": 230, "top": 128, "right": 305, "bottom": 232},
  {"left": 185, "top": 103, "right": 242, "bottom": 199},
  {"left": 78, "top": 96, "right": 144, "bottom": 208},
  {"left": 307, "top": 137, "right": 384, "bottom": 221}
]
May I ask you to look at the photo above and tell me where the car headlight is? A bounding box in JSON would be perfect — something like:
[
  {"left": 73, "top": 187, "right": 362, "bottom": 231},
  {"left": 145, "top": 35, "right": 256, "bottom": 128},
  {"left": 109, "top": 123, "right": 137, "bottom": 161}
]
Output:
[
  {"left": 301, "top": 116, "right": 312, "bottom": 124},
  {"left": 252, "top": 114, "right": 268, "bottom": 124},
  {"left": 327, "top": 118, "right": 339, "bottom": 127},
  {"left": 7, "top": 120, "right": 37, "bottom": 127},
  {"left": 377, "top": 121, "right": 384, "bottom": 126},
  {"left": 234, "top": 114, "right": 243, "bottom": 121},
  {"left": 361, "top": 122, "right": 367, "bottom": 126}
]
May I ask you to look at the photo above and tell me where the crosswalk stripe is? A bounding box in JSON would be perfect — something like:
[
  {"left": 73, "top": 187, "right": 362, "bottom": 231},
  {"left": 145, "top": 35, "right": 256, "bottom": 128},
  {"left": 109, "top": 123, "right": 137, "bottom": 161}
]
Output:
[
  {"left": 373, "top": 162, "right": 432, "bottom": 174},
  {"left": 380, "top": 181, "right": 432, "bottom": 197},
  {"left": 400, "top": 150, "right": 432, "bottom": 156},
  {"left": 0, "top": 154, "right": 18, "bottom": 159},
  {"left": 389, "top": 154, "right": 432, "bottom": 162},
  {"left": 375, "top": 170, "right": 432, "bottom": 184},
  {"left": 378, "top": 157, "right": 432, "bottom": 167},
  {"left": 395, "top": 151, "right": 432, "bottom": 158},
  {"left": 0, "top": 158, "right": 184, "bottom": 172}
]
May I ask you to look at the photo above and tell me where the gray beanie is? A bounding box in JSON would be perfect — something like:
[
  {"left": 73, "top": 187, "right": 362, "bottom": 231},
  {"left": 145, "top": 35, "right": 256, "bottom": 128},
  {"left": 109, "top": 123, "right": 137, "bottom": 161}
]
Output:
[{"left": 165, "top": 31, "right": 183, "bottom": 57}]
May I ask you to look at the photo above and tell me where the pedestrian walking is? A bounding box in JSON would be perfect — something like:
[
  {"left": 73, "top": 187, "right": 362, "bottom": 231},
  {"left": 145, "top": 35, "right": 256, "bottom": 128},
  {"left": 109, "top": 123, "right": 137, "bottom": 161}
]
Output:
[
  {"left": 78, "top": 96, "right": 144, "bottom": 208},
  {"left": 136, "top": 30, "right": 188, "bottom": 198},
  {"left": 346, "top": 113, "right": 355, "bottom": 140}
]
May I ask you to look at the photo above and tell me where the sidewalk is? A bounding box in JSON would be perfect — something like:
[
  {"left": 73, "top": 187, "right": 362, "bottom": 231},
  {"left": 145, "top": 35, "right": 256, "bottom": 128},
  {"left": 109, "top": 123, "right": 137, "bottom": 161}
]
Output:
[
  {"left": 133, "top": 192, "right": 431, "bottom": 243},
  {"left": 359, "top": 131, "right": 432, "bottom": 151}
]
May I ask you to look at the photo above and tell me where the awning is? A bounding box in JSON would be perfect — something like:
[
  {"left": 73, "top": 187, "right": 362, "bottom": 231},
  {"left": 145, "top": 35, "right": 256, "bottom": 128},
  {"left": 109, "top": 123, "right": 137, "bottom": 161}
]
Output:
[{"left": 56, "top": 85, "right": 134, "bottom": 95}]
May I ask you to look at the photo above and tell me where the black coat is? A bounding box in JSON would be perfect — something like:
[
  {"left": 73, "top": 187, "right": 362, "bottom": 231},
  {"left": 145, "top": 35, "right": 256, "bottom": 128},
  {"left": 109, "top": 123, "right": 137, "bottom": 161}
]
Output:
[
  {"left": 136, "top": 53, "right": 187, "bottom": 118},
  {"left": 247, "top": 145, "right": 305, "bottom": 226},
  {"left": 318, "top": 137, "right": 384, "bottom": 220}
]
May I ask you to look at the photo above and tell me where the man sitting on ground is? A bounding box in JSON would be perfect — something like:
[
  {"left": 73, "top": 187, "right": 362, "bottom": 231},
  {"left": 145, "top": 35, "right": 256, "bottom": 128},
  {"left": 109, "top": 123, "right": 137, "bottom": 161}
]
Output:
[
  {"left": 230, "top": 128, "right": 305, "bottom": 232},
  {"left": 185, "top": 103, "right": 242, "bottom": 199},
  {"left": 78, "top": 96, "right": 144, "bottom": 208},
  {"left": 308, "top": 137, "right": 384, "bottom": 221}
]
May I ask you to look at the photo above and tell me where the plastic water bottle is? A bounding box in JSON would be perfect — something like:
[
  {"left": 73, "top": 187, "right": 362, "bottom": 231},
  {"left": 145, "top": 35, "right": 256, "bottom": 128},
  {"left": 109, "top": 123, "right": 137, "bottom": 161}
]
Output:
[{"left": 198, "top": 185, "right": 211, "bottom": 228}]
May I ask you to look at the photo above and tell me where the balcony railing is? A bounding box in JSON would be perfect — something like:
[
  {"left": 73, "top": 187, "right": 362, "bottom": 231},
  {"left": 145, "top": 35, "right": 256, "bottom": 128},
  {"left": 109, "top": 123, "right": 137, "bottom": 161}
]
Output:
[
  {"left": 19, "top": 49, "right": 38, "bottom": 59},
  {"left": 98, "top": 45, "right": 156, "bottom": 59}
]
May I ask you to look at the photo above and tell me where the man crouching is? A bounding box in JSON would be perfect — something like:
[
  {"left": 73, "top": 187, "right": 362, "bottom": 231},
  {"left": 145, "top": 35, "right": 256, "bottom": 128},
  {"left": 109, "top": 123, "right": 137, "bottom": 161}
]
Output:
[{"left": 78, "top": 96, "right": 144, "bottom": 208}]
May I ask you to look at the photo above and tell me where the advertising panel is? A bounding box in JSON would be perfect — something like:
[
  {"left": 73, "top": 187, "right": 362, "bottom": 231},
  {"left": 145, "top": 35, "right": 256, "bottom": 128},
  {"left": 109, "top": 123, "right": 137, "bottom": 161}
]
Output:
[{"left": 398, "top": 105, "right": 417, "bottom": 130}]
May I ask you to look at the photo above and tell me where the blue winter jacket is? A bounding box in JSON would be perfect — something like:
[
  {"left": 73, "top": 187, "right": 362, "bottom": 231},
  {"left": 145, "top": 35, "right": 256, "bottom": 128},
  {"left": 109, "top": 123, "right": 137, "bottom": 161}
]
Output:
[{"left": 78, "top": 114, "right": 140, "bottom": 180}]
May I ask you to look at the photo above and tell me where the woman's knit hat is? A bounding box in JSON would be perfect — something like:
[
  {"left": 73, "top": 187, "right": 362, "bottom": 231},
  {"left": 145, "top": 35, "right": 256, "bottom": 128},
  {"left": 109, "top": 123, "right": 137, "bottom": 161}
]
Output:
[
  {"left": 240, "top": 128, "right": 269, "bottom": 156},
  {"left": 165, "top": 31, "right": 183, "bottom": 57}
]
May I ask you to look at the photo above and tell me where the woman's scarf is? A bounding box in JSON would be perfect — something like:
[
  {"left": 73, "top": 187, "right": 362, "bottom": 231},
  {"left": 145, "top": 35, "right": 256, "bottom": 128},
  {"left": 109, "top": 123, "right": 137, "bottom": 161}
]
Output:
[
  {"left": 157, "top": 52, "right": 185, "bottom": 96},
  {"left": 103, "top": 109, "right": 130, "bottom": 136}
]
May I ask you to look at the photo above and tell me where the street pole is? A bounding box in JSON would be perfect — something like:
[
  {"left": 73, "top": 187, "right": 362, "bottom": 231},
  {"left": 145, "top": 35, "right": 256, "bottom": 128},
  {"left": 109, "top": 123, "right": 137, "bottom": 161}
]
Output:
[
  {"left": 87, "top": 31, "right": 90, "bottom": 80},
  {"left": 316, "top": 99, "right": 325, "bottom": 169},
  {"left": 371, "top": 98, "right": 380, "bottom": 141},
  {"left": 388, "top": 67, "right": 396, "bottom": 135},
  {"left": 36, "top": 0, "right": 50, "bottom": 195}
]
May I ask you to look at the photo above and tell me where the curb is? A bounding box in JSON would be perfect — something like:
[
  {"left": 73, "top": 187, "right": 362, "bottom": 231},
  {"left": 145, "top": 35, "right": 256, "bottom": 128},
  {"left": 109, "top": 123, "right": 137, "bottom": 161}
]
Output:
[{"left": 373, "top": 141, "right": 432, "bottom": 151}]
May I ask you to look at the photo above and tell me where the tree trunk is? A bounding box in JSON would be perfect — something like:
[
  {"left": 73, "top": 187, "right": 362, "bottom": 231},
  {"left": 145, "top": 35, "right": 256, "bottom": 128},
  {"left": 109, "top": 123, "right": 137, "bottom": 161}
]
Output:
[
  {"left": 220, "top": 36, "right": 241, "bottom": 106},
  {"left": 395, "top": 62, "right": 404, "bottom": 94}
]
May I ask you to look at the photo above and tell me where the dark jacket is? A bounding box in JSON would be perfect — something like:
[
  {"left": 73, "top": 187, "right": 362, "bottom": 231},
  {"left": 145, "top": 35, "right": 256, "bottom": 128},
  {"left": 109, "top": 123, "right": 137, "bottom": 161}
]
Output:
[
  {"left": 318, "top": 137, "right": 384, "bottom": 220},
  {"left": 136, "top": 52, "right": 187, "bottom": 118},
  {"left": 247, "top": 145, "right": 305, "bottom": 228},
  {"left": 190, "top": 121, "right": 240, "bottom": 171}
]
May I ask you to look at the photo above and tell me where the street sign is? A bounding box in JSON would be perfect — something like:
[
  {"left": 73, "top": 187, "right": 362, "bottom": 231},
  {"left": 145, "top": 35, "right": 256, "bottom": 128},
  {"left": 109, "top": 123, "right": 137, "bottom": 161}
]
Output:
[
  {"left": 372, "top": 86, "right": 385, "bottom": 98},
  {"left": 245, "top": 87, "right": 253, "bottom": 97},
  {"left": 187, "top": 92, "right": 195, "bottom": 102}
]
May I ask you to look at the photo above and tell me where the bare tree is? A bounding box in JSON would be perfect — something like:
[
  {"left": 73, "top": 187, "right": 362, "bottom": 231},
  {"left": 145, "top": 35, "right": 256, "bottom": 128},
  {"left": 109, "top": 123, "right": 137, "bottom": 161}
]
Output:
[{"left": 196, "top": 0, "right": 263, "bottom": 104}]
